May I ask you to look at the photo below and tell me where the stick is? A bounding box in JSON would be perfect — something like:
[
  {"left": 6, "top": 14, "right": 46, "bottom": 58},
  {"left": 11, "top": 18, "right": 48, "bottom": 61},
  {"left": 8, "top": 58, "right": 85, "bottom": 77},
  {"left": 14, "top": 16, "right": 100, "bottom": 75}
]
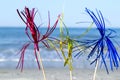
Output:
[
  {"left": 92, "top": 60, "right": 99, "bottom": 80},
  {"left": 70, "top": 70, "right": 73, "bottom": 80},
  {"left": 37, "top": 50, "right": 47, "bottom": 80}
]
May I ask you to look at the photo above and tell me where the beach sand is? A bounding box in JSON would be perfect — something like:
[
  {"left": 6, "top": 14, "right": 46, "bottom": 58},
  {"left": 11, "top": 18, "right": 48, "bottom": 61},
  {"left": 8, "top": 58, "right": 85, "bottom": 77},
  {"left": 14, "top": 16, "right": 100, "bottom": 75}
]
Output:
[{"left": 0, "top": 68, "right": 120, "bottom": 80}]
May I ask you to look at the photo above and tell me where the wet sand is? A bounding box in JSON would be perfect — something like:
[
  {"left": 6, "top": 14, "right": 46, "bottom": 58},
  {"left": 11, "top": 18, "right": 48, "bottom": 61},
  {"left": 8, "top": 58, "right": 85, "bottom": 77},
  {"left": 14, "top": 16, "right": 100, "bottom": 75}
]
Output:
[{"left": 0, "top": 68, "right": 120, "bottom": 80}]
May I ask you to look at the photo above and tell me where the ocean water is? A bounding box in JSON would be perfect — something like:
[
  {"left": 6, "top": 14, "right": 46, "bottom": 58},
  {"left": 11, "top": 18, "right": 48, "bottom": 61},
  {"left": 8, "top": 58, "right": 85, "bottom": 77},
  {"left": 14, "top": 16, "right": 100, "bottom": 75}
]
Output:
[{"left": 0, "top": 27, "right": 120, "bottom": 69}]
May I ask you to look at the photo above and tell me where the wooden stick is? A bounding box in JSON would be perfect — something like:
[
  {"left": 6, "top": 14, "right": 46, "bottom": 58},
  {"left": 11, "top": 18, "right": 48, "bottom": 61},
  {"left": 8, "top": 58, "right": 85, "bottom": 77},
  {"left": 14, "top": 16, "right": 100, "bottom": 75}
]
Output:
[
  {"left": 92, "top": 60, "right": 99, "bottom": 80},
  {"left": 37, "top": 50, "right": 47, "bottom": 80},
  {"left": 70, "top": 70, "right": 73, "bottom": 80}
]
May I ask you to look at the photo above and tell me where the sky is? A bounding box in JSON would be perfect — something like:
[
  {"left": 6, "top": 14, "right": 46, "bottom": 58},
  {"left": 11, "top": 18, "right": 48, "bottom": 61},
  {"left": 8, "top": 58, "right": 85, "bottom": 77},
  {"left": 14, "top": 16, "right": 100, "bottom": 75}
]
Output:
[{"left": 0, "top": 0, "right": 120, "bottom": 28}]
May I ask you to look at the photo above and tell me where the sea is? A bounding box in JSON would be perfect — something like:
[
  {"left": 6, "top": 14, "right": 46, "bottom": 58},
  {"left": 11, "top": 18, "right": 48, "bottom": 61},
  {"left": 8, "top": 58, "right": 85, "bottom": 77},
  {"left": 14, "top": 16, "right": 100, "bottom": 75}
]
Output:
[{"left": 0, "top": 27, "right": 120, "bottom": 69}]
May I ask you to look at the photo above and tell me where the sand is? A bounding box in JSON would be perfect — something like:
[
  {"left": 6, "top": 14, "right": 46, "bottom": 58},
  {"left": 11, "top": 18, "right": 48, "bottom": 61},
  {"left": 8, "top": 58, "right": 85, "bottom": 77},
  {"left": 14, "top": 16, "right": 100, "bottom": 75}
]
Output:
[{"left": 0, "top": 68, "right": 120, "bottom": 80}]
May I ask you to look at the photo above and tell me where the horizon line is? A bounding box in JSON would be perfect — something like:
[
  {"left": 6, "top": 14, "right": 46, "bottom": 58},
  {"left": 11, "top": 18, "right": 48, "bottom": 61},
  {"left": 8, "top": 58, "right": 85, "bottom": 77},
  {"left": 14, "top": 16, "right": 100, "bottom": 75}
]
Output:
[{"left": 0, "top": 26, "right": 120, "bottom": 28}]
